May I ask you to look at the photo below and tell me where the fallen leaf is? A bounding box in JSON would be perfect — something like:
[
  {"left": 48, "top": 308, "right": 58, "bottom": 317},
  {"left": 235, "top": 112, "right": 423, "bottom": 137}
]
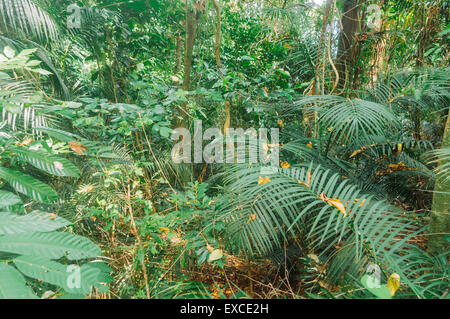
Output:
[
  {"left": 353, "top": 198, "right": 367, "bottom": 207},
  {"left": 68, "top": 141, "right": 88, "bottom": 155},
  {"left": 298, "top": 171, "right": 311, "bottom": 188},
  {"left": 247, "top": 214, "right": 257, "bottom": 224},
  {"left": 208, "top": 249, "right": 223, "bottom": 262},
  {"left": 18, "top": 138, "right": 34, "bottom": 146},
  {"left": 258, "top": 176, "right": 271, "bottom": 185},
  {"left": 350, "top": 149, "right": 363, "bottom": 158},
  {"left": 387, "top": 273, "right": 400, "bottom": 296},
  {"left": 307, "top": 141, "right": 313, "bottom": 149},
  {"left": 281, "top": 161, "right": 290, "bottom": 169},
  {"left": 318, "top": 192, "right": 347, "bottom": 218}
]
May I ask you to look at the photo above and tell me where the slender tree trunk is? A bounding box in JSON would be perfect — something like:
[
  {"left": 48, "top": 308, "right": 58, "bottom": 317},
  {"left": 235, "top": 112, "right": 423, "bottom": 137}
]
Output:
[
  {"left": 176, "top": 1, "right": 204, "bottom": 128},
  {"left": 211, "top": 0, "right": 222, "bottom": 69},
  {"left": 182, "top": 3, "right": 197, "bottom": 91},
  {"left": 429, "top": 110, "right": 450, "bottom": 254},
  {"left": 173, "top": 36, "right": 183, "bottom": 74},
  {"left": 336, "top": 0, "right": 361, "bottom": 92}
]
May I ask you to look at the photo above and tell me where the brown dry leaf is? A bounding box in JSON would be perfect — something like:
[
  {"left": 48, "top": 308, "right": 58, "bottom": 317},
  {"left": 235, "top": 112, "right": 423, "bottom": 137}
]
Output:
[
  {"left": 68, "top": 141, "right": 88, "bottom": 155},
  {"left": 318, "top": 192, "right": 347, "bottom": 218},
  {"left": 297, "top": 171, "right": 311, "bottom": 188},
  {"left": 258, "top": 176, "right": 271, "bottom": 185}
]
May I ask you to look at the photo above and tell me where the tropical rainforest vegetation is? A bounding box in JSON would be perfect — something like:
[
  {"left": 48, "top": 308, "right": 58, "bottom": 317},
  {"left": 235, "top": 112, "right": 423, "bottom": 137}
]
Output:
[{"left": 0, "top": 0, "right": 448, "bottom": 299}]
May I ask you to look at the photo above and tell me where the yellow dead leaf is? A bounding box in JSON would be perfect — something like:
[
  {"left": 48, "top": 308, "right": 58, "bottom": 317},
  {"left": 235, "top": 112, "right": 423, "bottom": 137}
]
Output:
[
  {"left": 397, "top": 143, "right": 402, "bottom": 152},
  {"left": 247, "top": 214, "right": 257, "bottom": 224},
  {"left": 387, "top": 273, "right": 400, "bottom": 296},
  {"left": 281, "top": 161, "right": 290, "bottom": 169},
  {"left": 298, "top": 171, "right": 311, "bottom": 188},
  {"left": 307, "top": 141, "right": 313, "bottom": 149},
  {"left": 159, "top": 227, "right": 170, "bottom": 232},
  {"left": 277, "top": 119, "right": 284, "bottom": 127},
  {"left": 258, "top": 176, "right": 271, "bottom": 185},
  {"left": 318, "top": 192, "right": 347, "bottom": 218},
  {"left": 211, "top": 290, "right": 220, "bottom": 299},
  {"left": 283, "top": 44, "right": 292, "bottom": 49},
  {"left": 350, "top": 149, "right": 363, "bottom": 158},
  {"left": 327, "top": 198, "right": 347, "bottom": 218},
  {"left": 353, "top": 198, "right": 366, "bottom": 207},
  {"left": 18, "top": 138, "right": 34, "bottom": 146}
]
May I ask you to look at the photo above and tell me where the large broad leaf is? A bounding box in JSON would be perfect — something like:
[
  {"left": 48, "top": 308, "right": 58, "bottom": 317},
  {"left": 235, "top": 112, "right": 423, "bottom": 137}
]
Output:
[
  {"left": 0, "top": 263, "right": 37, "bottom": 299},
  {"left": 0, "top": 232, "right": 101, "bottom": 260},
  {"left": 34, "top": 127, "right": 82, "bottom": 143},
  {"left": 0, "top": 167, "right": 57, "bottom": 203},
  {"left": 10, "top": 147, "right": 80, "bottom": 177},
  {"left": 14, "top": 256, "right": 111, "bottom": 295},
  {"left": 0, "top": 211, "right": 71, "bottom": 235},
  {"left": 0, "top": 190, "right": 22, "bottom": 207}
]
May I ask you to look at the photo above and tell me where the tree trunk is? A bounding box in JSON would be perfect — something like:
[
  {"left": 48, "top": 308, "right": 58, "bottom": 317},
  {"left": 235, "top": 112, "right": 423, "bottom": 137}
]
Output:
[
  {"left": 428, "top": 110, "right": 450, "bottom": 254},
  {"left": 182, "top": 3, "right": 198, "bottom": 91},
  {"left": 174, "top": 36, "right": 183, "bottom": 74},
  {"left": 336, "top": 0, "right": 361, "bottom": 92}
]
